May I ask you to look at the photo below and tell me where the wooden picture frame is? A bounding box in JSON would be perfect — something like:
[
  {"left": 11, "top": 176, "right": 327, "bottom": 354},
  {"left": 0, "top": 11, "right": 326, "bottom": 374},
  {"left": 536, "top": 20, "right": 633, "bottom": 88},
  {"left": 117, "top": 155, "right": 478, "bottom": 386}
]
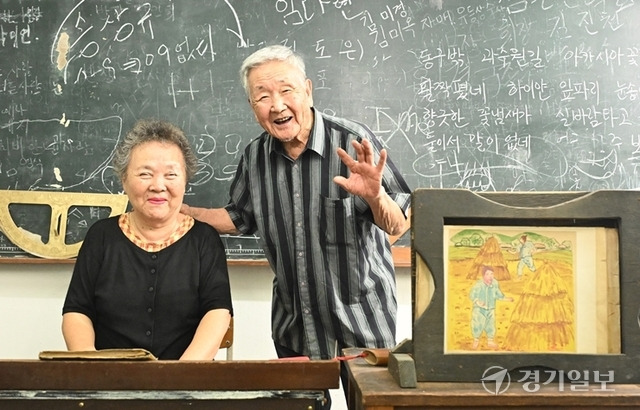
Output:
[{"left": 411, "top": 189, "right": 640, "bottom": 383}]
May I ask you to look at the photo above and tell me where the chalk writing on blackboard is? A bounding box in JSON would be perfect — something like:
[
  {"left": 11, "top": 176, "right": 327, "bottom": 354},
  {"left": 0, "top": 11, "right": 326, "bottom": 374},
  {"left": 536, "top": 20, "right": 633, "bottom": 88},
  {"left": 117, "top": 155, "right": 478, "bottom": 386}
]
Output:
[{"left": 1, "top": 0, "right": 640, "bottom": 258}]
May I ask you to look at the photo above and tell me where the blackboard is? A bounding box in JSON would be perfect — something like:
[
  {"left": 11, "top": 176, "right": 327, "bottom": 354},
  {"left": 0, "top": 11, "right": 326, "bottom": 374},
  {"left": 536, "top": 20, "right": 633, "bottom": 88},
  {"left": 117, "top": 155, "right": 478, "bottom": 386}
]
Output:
[{"left": 1, "top": 0, "right": 639, "bottom": 260}]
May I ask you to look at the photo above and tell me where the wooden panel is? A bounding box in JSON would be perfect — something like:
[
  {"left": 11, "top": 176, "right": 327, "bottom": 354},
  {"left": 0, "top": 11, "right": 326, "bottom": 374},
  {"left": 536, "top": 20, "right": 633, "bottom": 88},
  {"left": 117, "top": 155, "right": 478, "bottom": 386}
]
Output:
[
  {"left": 0, "top": 360, "right": 340, "bottom": 391},
  {"left": 411, "top": 189, "right": 640, "bottom": 382},
  {"left": 345, "top": 353, "right": 640, "bottom": 409}
]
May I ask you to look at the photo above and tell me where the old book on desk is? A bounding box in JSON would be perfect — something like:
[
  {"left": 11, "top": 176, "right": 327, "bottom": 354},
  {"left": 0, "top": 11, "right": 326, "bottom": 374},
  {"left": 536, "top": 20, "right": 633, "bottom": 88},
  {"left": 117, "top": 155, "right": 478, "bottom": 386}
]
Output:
[{"left": 38, "top": 348, "right": 157, "bottom": 361}]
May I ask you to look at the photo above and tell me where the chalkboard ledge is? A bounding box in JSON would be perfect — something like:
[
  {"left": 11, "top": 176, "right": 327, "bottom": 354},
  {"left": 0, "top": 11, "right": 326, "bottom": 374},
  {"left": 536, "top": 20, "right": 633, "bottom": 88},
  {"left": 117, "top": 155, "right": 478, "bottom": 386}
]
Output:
[{"left": 0, "top": 247, "right": 410, "bottom": 267}]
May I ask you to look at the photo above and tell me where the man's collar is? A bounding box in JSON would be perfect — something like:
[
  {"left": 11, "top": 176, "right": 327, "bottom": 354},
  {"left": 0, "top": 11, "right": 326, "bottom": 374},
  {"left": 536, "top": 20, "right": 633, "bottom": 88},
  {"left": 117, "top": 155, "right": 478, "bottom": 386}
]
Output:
[{"left": 306, "top": 108, "right": 326, "bottom": 157}]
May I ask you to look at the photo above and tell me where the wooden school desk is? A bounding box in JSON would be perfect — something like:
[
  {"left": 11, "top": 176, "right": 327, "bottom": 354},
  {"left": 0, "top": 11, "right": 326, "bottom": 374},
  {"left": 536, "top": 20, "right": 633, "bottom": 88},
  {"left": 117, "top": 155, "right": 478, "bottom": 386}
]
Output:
[
  {"left": 344, "top": 353, "right": 640, "bottom": 409},
  {"left": 0, "top": 359, "right": 339, "bottom": 409}
]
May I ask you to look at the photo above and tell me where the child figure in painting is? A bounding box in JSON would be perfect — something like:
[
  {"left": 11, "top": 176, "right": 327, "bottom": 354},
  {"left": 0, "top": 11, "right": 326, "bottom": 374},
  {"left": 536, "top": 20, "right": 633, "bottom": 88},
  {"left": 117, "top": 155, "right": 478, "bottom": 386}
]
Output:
[
  {"left": 517, "top": 234, "right": 537, "bottom": 280},
  {"left": 469, "top": 265, "right": 513, "bottom": 349}
]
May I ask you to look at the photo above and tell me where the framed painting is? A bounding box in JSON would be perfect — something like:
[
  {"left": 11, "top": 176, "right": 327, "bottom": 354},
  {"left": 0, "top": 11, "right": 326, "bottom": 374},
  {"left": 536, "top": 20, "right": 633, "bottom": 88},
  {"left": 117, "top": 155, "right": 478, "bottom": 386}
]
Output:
[{"left": 411, "top": 189, "right": 639, "bottom": 383}]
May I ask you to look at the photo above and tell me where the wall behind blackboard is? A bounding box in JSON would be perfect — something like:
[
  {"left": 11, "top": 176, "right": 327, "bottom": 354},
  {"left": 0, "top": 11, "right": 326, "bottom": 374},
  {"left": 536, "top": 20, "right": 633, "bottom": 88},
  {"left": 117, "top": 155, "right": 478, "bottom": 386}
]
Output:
[{"left": 1, "top": 0, "right": 639, "bottom": 259}]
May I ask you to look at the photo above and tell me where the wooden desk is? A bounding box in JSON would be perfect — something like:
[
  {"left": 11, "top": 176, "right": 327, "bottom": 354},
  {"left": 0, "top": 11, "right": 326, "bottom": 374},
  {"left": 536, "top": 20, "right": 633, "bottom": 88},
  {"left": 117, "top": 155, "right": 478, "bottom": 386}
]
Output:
[
  {"left": 0, "top": 359, "right": 339, "bottom": 409},
  {"left": 345, "top": 354, "right": 640, "bottom": 409}
]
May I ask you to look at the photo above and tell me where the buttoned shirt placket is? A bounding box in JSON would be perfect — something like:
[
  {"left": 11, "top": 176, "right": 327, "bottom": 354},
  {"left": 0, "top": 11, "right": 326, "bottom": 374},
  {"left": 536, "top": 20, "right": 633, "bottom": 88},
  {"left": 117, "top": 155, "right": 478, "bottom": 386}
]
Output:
[{"left": 290, "top": 160, "right": 318, "bottom": 356}]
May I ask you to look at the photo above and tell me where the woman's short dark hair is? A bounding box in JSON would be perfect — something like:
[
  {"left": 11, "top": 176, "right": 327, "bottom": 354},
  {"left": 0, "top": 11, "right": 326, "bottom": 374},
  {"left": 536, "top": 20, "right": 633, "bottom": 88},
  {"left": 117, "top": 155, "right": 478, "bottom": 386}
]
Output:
[{"left": 112, "top": 119, "right": 198, "bottom": 183}]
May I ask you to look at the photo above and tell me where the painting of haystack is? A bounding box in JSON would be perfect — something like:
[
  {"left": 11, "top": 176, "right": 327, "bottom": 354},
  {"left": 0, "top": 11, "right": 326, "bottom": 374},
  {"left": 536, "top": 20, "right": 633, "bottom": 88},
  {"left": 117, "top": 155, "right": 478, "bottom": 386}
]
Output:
[
  {"left": 504, "top": 261, "right": 575, "bottom": 351},
  {"left": 466, "top": 236, "right": 511, "bottom": 281},
  {"left": 445, "top": 226, "right": 577, "bottom": 353}
]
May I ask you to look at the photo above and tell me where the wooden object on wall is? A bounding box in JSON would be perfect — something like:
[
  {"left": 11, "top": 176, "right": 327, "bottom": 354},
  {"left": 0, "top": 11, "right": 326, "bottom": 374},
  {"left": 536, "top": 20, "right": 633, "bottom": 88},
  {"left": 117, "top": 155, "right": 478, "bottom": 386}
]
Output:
[{"left": 0, "top": 191, "right": 127, "bottom": 259}]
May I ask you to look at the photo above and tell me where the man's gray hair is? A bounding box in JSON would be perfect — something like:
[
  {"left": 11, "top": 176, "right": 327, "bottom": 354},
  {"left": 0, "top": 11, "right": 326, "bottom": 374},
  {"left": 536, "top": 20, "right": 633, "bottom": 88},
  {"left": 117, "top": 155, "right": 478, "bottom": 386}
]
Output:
[{"left": 239, "top": 45, "right": 307, "bottom": 96}]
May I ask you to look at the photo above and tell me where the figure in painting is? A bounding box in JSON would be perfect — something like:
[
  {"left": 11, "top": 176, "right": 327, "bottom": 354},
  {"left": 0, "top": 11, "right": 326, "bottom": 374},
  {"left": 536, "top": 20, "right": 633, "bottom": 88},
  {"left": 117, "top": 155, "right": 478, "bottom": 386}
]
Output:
[
  {"left": 516, "top": 234, "right": 537, "bottom": 280},
  {"left": 469, "top": 265, "right": 514, "bottom": 350}
]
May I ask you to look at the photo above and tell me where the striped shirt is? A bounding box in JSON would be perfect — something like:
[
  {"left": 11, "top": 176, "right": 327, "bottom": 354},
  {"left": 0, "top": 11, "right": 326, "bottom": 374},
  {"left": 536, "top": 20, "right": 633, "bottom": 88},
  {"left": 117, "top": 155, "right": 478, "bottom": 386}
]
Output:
[{"left": 225, "top": 109, "right": 411, "bottom": 359}]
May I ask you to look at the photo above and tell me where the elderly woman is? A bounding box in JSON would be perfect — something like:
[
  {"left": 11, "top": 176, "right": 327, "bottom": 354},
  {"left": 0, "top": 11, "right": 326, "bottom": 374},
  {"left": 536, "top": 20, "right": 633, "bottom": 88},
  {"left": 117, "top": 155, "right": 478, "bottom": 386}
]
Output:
[{"left": 62, "top": 119, "right": 232, "bottom": 360}]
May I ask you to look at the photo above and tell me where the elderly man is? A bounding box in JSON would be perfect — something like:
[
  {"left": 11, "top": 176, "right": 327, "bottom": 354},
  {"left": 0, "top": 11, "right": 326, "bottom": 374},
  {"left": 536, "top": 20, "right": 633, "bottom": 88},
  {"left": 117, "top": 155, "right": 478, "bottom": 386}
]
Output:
[{"left": 182, "top": 45, "right": 411, "bottom": 407}]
